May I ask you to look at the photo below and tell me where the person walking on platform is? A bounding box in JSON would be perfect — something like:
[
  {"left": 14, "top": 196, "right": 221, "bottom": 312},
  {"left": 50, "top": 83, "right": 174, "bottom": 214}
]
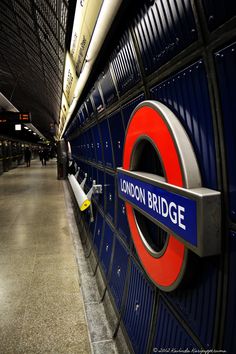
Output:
[
  {"left": 39, "top": 149, "right": 43, "bottom": 165},
  {"left": 41, "top": 148, "right": 48, "bottom": 166},
  {"left": 24, "top": 147, "right": 31, "bottom": 167}
]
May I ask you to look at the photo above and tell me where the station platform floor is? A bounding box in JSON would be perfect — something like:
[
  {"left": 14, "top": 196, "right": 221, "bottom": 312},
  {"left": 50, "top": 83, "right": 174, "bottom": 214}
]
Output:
[{"left": 0, "top": 159, "right": 120, "bottom": 354}]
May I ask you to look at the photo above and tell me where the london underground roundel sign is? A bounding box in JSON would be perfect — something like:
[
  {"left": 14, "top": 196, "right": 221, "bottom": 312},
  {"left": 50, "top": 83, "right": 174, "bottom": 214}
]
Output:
[{"left": 118, "top": 100, "right": 221, "bottom": 291}]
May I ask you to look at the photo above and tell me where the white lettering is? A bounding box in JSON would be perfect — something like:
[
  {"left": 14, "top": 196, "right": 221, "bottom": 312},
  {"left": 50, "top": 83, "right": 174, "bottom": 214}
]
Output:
[
  {"left": 178, "top": 206, "right": 186, "bottom": 230},
  {"left": 158, "top": 195, "right": 161, "bottom": 213},
  {"left": 145, "top": 190, "right": 186, "bottom": 229},
  {"left": 152, "top": 193, "right": 158, "bottom": 213},
  {"left": 121, "top": 179, "right": 146, "bottom": 205},
  {"left": 120, "top": 178, "right": 187, "bottom": 230},
  {"left": 161, "top": 197, "right": 168, "bottom": 217},
  {"left": 169, "top": 202, "right": 177, "bottom": 224},
  {"left": 139, "top": 186, "right": 146, "bottom": 205},
  {"left": 148, "top": 191, "right": 152, "bottom": 209}
]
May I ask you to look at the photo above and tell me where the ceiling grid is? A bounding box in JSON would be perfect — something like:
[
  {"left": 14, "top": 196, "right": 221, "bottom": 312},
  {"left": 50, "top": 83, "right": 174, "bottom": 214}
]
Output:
[{"left": 0, "top": 0, "right": 70, "bottom": 139}]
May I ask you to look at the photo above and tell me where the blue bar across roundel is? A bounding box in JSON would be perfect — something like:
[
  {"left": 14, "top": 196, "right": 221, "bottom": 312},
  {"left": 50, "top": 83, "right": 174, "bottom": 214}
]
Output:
[{"left": 118, "top": 172, "right": 197, "bottom": 247}]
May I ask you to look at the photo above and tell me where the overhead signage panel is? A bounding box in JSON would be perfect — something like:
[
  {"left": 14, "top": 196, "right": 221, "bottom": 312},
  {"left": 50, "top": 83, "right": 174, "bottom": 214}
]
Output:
[{"left": 0, "top": 112, "right": 31, "bottom": 124}]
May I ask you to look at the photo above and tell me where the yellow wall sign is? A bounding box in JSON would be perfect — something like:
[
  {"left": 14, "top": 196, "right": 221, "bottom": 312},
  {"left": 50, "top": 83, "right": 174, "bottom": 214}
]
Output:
[
  {"left": 70, "top": 0, "right": 103, "bottom": 74},
  {"left": 63, "top": 52, "right": 78, "bottom": 106}
]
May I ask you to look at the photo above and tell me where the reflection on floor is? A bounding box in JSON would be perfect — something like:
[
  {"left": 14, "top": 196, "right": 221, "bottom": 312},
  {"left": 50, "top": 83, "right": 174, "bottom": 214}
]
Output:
[{"left": 0, "top": 159, "right": 91, "bottom": 353}]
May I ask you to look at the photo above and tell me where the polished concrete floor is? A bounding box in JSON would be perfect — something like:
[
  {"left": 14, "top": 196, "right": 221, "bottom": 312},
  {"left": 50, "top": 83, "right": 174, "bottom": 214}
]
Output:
[{"left": 0, "top": 159, "right": 91, "bottom": 353}]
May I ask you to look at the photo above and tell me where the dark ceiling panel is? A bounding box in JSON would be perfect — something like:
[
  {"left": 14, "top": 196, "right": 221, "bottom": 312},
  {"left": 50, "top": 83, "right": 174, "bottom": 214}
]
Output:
[{"left": 0, "top": 0, "right": 70, "bottom": 139}]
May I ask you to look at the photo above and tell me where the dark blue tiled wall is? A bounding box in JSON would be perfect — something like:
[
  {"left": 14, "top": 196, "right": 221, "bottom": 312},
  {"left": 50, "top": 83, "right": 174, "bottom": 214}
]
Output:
[
  {"left": 99, "top": 66, "right": 117, "bottom": 107},
  {"left": 116, "top": 196, "right": 131, "bottom": 244},
  {"left": 224, "top": 231, "right": 236, "bottom": 353},
  {"left": 100, "top": 222, "right": 114, "bottom": 277},
  {"left": 99, "top": 118, "right": 114, "bottom": 169},
  {"left": 152, "top": 298, "right": 199, "bottom": 351},
  {"left": 111, "top": 30, "right": 141, "bottom": 95},
  {"left": 109, "top": 236, "right": 129, "bottom": 311},
  {"left": 134, "top": 0, "right": 197, "bottom": 75},
  {"left": 93, "top": 209, "right": 104, "bottom": 256},
  {"left": 65, "top": 1, "right": 235, "bottom": 353},
  {"left": 215, "top": 41, "right": 236, "bottom": 221},
  {"left": 150, "top": 60, "right": 217, "bottom": 189},
  {"left": 202, "top": 0, "right": 236, "bottom": 31},
  {"left": 123, "top": 259, "right": 155, "bottom": 354},
  {"left": 108, "top": 110, "right": 125, "bottom": 169},
  {"left": 104, "top": 172, "right": 115, "bottom": 224}
]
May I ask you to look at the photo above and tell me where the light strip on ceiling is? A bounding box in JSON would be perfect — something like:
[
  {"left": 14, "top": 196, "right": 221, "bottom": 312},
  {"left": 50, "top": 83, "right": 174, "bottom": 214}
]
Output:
[
  {"left": 60, "top": 0, "right": 123, "bottom": 139},
  {"left": 24, "top": 123, "right": 46, "bottom": 140}
]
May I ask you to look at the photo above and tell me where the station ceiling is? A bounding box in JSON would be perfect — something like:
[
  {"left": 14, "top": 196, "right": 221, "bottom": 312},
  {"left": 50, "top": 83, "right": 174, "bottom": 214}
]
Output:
[
  {"left": 0, "top": 0, "right": 75, "bottom": 140},
  {"left": 0, "top": 0, "right": 137, "bottom": 142}
]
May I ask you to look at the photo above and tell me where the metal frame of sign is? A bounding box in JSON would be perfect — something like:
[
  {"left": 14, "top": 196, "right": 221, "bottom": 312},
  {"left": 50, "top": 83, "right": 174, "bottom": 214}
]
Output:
[{"left": 121, "top": 100, "right": 221, "bottom": 291}]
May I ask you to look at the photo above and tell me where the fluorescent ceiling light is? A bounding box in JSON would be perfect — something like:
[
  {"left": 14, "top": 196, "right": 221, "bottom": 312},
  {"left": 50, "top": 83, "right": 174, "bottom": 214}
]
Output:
[
  {"left": 15, "top": 124, "right": 21, "bottom": 131},
  {"left": 25, "top": 123, "right": 46, "bottom": 140}
]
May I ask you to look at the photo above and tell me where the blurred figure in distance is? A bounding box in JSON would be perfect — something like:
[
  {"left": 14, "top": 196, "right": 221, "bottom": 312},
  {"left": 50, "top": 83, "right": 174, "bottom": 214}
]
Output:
[{"left": 24, "top": 147, "right": 31, "bottom": 167}]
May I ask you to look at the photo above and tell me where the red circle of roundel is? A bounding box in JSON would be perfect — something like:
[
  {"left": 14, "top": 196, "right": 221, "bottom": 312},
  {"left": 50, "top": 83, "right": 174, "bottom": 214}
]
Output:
[{"left": 123, "top": 103, "right": 187, "bottom": 291}]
